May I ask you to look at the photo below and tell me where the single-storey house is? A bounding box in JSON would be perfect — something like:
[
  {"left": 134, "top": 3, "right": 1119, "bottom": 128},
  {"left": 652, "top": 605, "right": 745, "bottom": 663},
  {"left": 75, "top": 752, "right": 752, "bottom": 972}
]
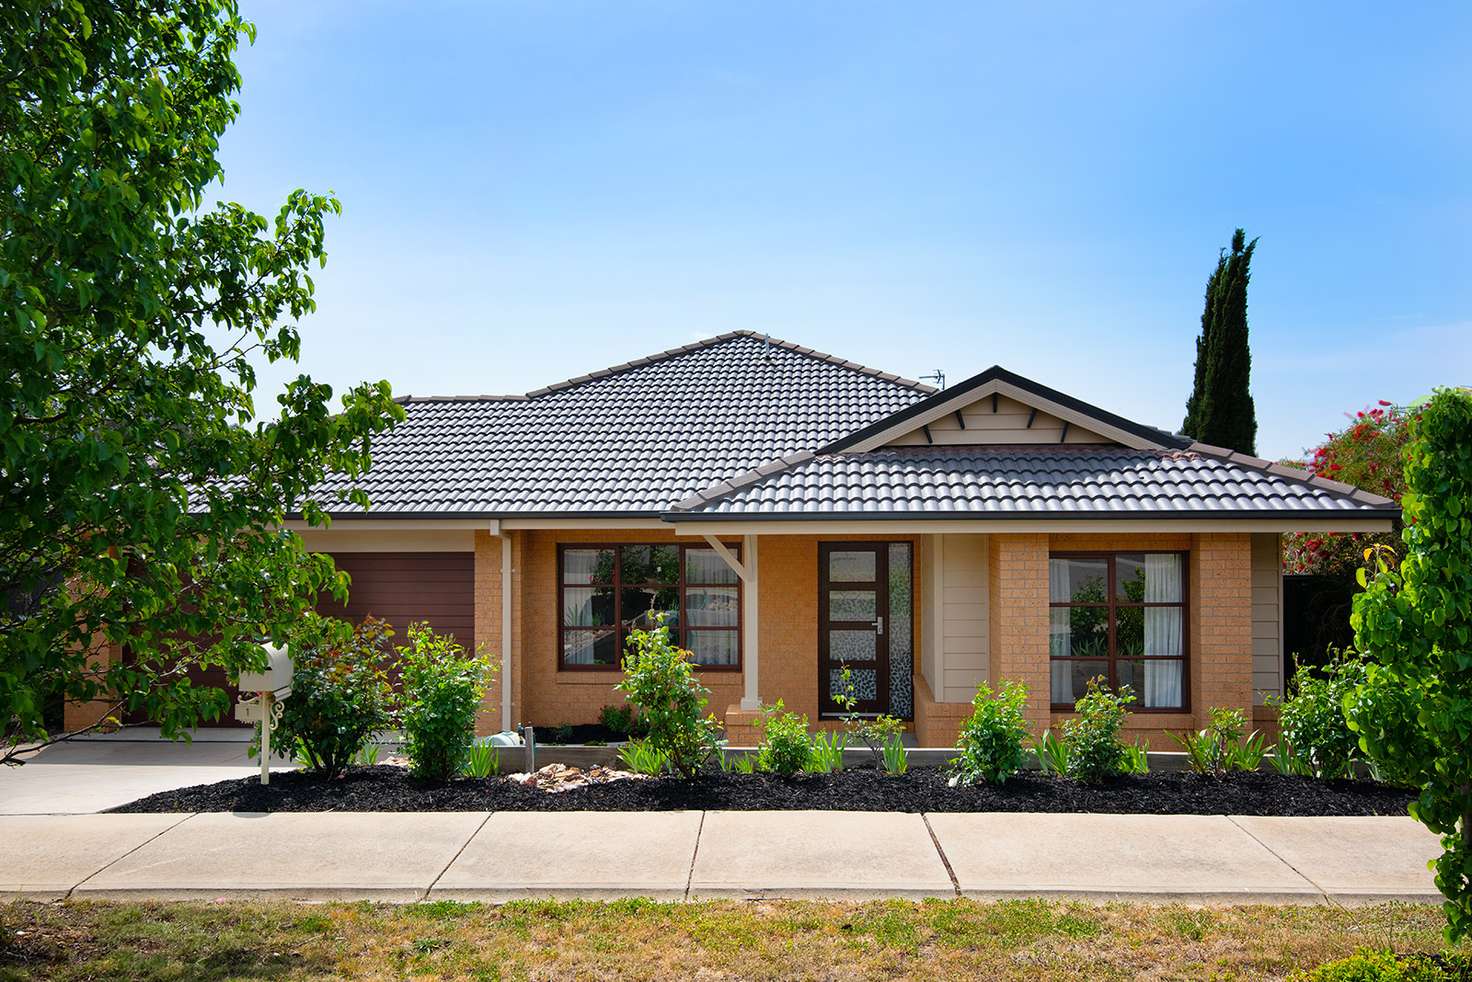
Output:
[{"left": 69, "top": 332, "right": 1398, "bottom": 746}]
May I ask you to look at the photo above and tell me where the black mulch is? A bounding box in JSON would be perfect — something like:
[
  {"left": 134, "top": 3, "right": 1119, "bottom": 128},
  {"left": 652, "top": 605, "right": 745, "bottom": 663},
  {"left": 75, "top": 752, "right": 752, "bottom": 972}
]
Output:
[{"left": 110, "top": 766, "right": 1413, "bottom": 817}]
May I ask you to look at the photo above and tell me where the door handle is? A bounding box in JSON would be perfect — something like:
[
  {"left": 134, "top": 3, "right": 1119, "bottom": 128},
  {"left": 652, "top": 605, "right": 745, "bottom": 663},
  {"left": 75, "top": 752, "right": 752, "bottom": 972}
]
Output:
[{"left": 873, "top": 616, "right": 884, "bottom": 636}]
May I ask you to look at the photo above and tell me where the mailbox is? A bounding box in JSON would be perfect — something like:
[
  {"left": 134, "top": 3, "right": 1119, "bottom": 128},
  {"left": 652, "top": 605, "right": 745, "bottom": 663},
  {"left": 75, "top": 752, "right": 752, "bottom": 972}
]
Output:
[
  {"left": 235, "top": 643, "right": 294, "bottom": 785},
  {"left": 239, "top": 644, "right": 293, "bottom": 696}
]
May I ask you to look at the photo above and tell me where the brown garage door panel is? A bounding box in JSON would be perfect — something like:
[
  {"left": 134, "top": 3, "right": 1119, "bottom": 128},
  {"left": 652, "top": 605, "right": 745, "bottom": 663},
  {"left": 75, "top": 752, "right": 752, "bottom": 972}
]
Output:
[
  {"left": 123, "top": 552, "right": 476, "bottom": 727},
  {"left": 318, "top": 552, "right": 476, "bottom": 653}
]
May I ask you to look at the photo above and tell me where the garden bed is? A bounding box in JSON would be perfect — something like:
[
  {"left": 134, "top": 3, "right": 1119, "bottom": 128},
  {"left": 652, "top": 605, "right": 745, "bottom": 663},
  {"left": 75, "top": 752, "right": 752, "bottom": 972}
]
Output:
[{"left": 110, "top": 765, "right": 1412, "bottom": 817}]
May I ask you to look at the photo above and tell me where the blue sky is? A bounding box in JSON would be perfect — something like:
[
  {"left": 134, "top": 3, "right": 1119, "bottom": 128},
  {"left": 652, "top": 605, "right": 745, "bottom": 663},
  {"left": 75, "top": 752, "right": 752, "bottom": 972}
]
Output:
[{"left": 222, "top": 2, "right": 1470, "bottom": 460}]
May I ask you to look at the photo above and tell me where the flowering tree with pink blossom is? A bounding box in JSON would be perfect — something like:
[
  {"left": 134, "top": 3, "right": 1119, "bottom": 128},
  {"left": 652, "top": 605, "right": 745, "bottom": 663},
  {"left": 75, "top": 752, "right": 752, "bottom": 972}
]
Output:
[{"left": 1282, "top": 401, "right": 1409, "bottom": 576}]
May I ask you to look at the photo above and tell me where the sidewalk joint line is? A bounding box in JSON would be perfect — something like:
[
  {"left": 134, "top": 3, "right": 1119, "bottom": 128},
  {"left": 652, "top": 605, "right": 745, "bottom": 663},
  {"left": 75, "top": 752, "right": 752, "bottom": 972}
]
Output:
[
  {"left": 1225, "top": 815, "right": 1334, "bottom": 905},
  {"left": 67, "top": 812, "right": 197, "bottom": 899},
  {"left": 921, "top": 813, "right": 960, "bottom": 897},
  {"left": 684, "top": 811, "right": 706, "bottom": 902},
  {"left": 423, "top": 811, "right": 493, "bottom": 901}
]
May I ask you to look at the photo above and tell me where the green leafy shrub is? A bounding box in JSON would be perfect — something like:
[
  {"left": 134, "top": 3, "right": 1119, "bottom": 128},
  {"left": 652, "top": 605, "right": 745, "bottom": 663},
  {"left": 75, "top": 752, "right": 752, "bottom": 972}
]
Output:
[
  {"left": 881, "top": 734, "right": 909, "bottom": 776},
  {"left": 1289, "top": 948, "right": 1471, "bottom": 981},
  {"left": 806, "top": 731, "right": 847, "bottom": 773},
  {"left": 1349, "top": 387, "right": 1472, "bottom": 942},
  {"left": 614, "top": 620, "right": 720, "bottom": 778},
  {"left": 1274, "top": 653, "right": 1365, "bottom": 779},
  {"left": 397, "top": 622, "right": 497, "bottom": 783},
  {"left": 832, "top": 665, "right": 908, "bottom": 767},
  {"left": 271, "top": 615, "right": 394, "bottom": 778},
  {"left": 462, "top": 741, "right": 500, "bottom": 779},
  {"left": 1122, "top": 739, "right": 1151, "bottom": 775},
  {"left": 1033, "top": 729, "right": 1069, "bottom": 774},
  {"left": 755, "top": 701, "right": 813, "bottom": 775},
  {"left": 1060, "top": 679, "right": 1134, "bottom": 782},
  {"left": 618, "top": 738, "right": 669, "bottom": 776},
  {"left": 1173, "top": 706, "right": 1263, "bottom": 777},
  {"left": 1269, "top": 740, "right": 1308, "bottom": 776},
  {"left": 598, "top": 703, "right": 646, "bottom": 739},
  {"left": 949, "top": 680, "right": 1031, "bottom": 785}
]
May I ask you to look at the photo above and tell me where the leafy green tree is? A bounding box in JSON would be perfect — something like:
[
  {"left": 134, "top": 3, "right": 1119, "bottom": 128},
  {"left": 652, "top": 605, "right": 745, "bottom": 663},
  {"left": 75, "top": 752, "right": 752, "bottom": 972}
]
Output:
[
  {"left": 1, "top": 1, "right": 402, "bottom": 763},
  {"left": 1182, "top": 229, "right": 1259, "bottom": 454},
  {"left": 1348, "top": 388, "right": 1472, "bottom": 941}
]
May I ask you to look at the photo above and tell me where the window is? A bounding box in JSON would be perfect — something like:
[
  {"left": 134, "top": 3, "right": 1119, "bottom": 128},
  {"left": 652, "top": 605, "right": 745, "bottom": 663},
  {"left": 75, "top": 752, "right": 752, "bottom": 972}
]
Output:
[
  {"left": 558, "top": 543, "right": 741, "bottom": 671},
  {"left": 1048, "top": 552, "right": 1187, "bottom": 711}
]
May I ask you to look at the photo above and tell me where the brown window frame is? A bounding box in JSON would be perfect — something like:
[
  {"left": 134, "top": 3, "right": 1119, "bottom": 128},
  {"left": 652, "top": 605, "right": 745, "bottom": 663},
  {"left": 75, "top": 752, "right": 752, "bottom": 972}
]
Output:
[
  {"left": 1047, "top": 550, "right": 1190, "bottom": 714},
  {"left": 557, "top": 542, "right": 742, "bottom": 673}
]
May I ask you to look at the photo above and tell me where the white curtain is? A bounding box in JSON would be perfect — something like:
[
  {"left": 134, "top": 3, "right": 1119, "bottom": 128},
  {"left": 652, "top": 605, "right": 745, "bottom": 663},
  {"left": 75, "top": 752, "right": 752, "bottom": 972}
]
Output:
[
  {"left": 1048, "top": 560, "right": 1074, "bottom": 704},
  {"left": 1142, "top": 553, "right": 1183, "bottom": 708}
]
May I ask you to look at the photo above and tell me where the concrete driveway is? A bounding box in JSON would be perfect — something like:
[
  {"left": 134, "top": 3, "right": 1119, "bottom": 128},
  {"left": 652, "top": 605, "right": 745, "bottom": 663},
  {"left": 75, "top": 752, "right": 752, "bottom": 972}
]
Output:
[{"left": 0, "top": 732, "right": 294, "bottom": 815}]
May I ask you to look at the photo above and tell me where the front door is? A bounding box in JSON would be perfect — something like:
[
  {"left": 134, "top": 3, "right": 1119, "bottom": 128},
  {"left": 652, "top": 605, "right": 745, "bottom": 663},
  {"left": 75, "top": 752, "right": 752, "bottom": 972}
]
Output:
[{"left": 819, "top": 543, "right": 890, "bottom": 716}]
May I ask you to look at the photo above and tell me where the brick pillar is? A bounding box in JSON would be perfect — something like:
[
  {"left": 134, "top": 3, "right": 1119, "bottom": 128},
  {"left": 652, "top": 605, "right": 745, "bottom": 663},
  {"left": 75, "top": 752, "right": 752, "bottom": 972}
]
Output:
[
  {"left": 1190, "top": 533, "right": 1254, "bottom": 726},
  {"left": 473, "top": 530, "right": 504, "bottom": 736},
  {"left": 988, "top": 534, "right": 1051, "bottom": 734}
]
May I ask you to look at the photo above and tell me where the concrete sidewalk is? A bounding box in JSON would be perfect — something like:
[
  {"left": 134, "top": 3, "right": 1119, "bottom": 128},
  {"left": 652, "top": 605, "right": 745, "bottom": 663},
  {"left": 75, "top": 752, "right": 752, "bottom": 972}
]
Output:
[{"left": 0, "top": 811, "right": 1442, "bottom": 905}]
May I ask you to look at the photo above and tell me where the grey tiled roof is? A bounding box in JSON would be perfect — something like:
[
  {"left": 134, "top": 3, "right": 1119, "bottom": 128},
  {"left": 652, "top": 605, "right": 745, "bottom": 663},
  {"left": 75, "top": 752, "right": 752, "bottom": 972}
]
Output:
[
  {"left": 309, "top": 332, "right": 934, "bottom": 515},
  {"left": 668, "top": 446, "right": 1399, "bottom": 518}
]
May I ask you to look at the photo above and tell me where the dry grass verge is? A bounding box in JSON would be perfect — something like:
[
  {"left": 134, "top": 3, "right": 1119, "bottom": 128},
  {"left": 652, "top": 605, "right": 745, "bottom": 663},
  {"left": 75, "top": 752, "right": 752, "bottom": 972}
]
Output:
[{"left": 0, "top": 898, "right": 1463, "bottom": 981}]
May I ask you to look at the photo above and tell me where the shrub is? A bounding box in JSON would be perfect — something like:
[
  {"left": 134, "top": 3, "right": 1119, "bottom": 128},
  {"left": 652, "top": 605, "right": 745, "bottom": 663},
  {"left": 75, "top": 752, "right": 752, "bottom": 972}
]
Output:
[
  {"left": 1174, "top": 706, "right": 1261, "bottom": 777},
  {"left": 949, "top": 680, "right": 1031, "bottom": 785},
  {"left": 1289, "top": 948, "right": 1471, "bottom": 981},
  {"left": 832, "top": 664, "right": 908, "bottom": 768},
  {"left": 755, "top": 701, "right": 813, "bottom": 775},
  {"left": 614, "top": 619, "right": 720, "bottom": 778},
  {"left": 1122, "top": 739, "right": 1150, "bottom": 775},
  {"left": 1033, "top": 729, "right": 1069, "bottom": 774},
  {"left": 881, "top": 734, "right": 909, "bottom": 776},
  {"left": 1060, "top": 679, "right": 1134, "bottom": 782},
  {"left": 1350, "top": 386, "right": 1472, "bottom": 942},
  {"left": 1274, "top": 653, "right": 1365, "bottom": 779},
  {"left": 397, "top": 622, "right": 497, "bottom": 783},
  {"left": 617, "top": 738, "right": 669, "bottom": 776},
  {"left": 271, "top": 615, "right": 394, "bottom": 778},
  {"left": 806, "top": 731, "right": 847, "bottom": 773},
  {"left": 462, "top": 741, "right": 500, "bottom": 779},
  {"left": 598, "top": 703, "right": 646, "bottom": 739}
]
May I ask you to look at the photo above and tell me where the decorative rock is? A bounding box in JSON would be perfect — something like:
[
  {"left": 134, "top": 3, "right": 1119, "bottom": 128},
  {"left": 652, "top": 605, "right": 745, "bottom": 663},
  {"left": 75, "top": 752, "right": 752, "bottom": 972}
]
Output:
[{"left": 503, "top": 763, "right": 649, "bottom": 793}]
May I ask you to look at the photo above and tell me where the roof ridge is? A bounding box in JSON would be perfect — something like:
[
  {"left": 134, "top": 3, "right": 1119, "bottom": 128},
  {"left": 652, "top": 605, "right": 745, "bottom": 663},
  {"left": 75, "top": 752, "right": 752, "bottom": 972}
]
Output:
[
  {"left": 524, "top": 330, "right": 937, "bottom": 400},
  {"left": 391, "top": 331, "right": 937, "bottom": 404},
  {"left": 1186, "top": 441, "right": 1399, "bottom": 508}
]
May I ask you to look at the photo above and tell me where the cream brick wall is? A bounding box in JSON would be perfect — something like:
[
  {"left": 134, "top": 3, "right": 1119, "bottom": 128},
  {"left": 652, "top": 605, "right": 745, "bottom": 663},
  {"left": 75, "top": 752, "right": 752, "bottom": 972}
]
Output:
[
  {"left": 963, "top": 532, "right": 1259, "bottom": 749},
  {"left": 472, "top": 530, "right": 505, "bottom": 736},
  {"left": 987, "top": 533, "right": 1052, "bottom": 733}
]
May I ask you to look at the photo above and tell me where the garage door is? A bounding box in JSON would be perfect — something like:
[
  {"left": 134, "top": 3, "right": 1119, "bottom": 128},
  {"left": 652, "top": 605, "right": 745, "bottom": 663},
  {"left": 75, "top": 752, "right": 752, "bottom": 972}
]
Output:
[
  {"left": 317, "top": 551, "right": 476, "bottom": 655},
  {"left": 124, "top": 551, "right": 475, "bottom": 726}
]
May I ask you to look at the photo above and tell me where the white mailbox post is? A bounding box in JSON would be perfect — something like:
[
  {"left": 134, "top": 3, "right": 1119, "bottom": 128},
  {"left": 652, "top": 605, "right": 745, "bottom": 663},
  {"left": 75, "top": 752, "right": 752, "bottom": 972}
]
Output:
[{"left": 234, "top": 644, "right": 293, "bottom": 785}]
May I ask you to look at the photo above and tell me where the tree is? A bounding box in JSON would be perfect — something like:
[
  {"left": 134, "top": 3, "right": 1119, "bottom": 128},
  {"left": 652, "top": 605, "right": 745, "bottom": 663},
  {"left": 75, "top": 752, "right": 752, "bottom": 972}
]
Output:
[
  {"left": 1283, "top": 400, "right": 1409, "bottom": 576},
  {"left": 1347, "top": 388, "right": 1472, "bottom": 942},
  {"left": 1181, "top": 252, "right": 1226, "bottom": 437},
  {"left": 1182, "top": 229, "right": 1259, "bottom": 454},
  {"left": 1, "top": 1, "right": 403, "bottom": 764}
]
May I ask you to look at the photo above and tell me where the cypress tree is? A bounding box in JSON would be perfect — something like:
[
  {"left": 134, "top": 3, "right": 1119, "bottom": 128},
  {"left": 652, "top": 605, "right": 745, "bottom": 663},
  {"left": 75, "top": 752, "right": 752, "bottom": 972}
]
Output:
[
  {"left": 1182, "top": 251, "right": 1227, "bottom": 436},
  {"left": 1182, "top": 229, "right": 1259, "bottom": 454}
]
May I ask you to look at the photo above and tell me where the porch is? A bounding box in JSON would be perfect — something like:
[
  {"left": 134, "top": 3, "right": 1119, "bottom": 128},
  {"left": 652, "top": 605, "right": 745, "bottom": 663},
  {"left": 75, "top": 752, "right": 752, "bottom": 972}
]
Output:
[{"left": 471, "top": 524, "right": 1285, "bottom": 750}]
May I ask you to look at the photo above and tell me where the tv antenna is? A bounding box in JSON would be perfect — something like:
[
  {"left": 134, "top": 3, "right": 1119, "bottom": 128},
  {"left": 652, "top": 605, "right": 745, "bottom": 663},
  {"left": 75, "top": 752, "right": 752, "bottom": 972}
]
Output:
[{"left": 920, "top": 370, "right": 945, "bottom": 389}]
